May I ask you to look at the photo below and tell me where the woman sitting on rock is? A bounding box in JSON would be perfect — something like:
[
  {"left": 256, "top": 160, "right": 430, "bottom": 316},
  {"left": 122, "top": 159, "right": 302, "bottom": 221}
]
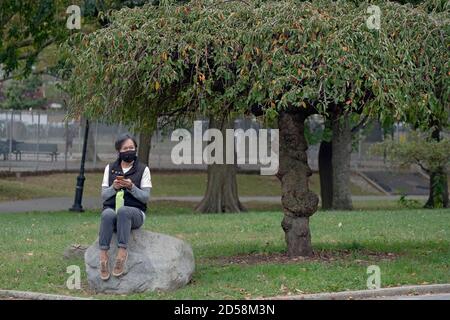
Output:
[{"left": 99, "top": 133, "right": 152, "bottom": 280}]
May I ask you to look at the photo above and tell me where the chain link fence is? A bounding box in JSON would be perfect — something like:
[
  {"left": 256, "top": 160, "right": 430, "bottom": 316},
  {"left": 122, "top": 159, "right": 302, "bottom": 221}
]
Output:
[
  {"left": 0, "top": 109, "right": 420, "bottom": 174},
  {"left": 0, "top": 110, "right": 272, "bottom": 173}
]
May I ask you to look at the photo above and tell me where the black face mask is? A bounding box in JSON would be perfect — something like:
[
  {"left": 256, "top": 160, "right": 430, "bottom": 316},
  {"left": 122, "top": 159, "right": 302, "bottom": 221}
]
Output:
[{"left": 119, "top": 150, "right": 137, "bottom": 163}]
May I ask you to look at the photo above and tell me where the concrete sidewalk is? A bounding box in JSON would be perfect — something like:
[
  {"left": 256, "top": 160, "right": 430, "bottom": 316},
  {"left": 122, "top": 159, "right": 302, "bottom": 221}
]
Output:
[{"left": 0, "top": 195, "right": 429, "bottom": 214}]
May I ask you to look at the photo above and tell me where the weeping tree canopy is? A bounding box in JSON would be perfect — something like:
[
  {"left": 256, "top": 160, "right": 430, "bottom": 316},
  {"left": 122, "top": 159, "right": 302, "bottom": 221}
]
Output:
[
  {"left": 64, "top": 0, "right": 448, "bottom": 255},
  {"left": 247, "top": 0, "right": 448, "bottom": 123},
  {"left": 64, "top": 0, "right": 448, "bottom": 126},
  {"left": 64, "top": 0, "right": 255, "bottom": 130}
]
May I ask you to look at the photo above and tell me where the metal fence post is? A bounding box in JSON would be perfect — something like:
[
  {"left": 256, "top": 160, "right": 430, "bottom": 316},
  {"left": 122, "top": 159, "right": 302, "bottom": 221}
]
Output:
[
  {"left": 36, "top": 110, "right": 41, "bottom": 171},
  {"left": 64, "top": 119, "right": 68, "bottom": 171}
]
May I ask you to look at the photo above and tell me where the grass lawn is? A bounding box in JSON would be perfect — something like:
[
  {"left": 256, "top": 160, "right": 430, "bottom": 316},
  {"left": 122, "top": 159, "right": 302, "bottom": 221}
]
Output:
[
  {"left": 0, "top": 202, "right": 448, "bottom": 299},
  {"left": 0, "top": 171, "right": 378, "bottom": 202}
]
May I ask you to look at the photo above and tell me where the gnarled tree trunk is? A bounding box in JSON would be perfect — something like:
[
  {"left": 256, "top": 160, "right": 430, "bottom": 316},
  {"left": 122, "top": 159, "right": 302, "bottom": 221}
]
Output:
[
  {"left": 195, "top": 116, "right": 246, "bottom": 213},
  {"left": 331, "top": 113, "right": 353, "bottom": 210},
  {"left": 277, "top": 110, "right": 319, "bottom": 257}
]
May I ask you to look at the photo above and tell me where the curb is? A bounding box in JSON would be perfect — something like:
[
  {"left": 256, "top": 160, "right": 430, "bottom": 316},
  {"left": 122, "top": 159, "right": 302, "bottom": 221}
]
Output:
[
  {"left": 256, "top": 284, "right": 450, "bottom": 300},
  {"left": 0, "top": 289, "right": 94, "bottom": 300},
  {"left": 2, "top": 284, "right": 449, "bottom": 300}
]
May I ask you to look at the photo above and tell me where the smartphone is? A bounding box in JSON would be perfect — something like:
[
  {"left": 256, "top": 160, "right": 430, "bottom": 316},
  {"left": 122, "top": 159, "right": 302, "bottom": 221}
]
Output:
[{"left": 116, "top": 175, "right": 124, "bottom": 180}]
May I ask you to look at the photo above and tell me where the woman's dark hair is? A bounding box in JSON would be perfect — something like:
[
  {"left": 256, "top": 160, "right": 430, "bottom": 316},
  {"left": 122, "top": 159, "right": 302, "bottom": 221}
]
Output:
[{"left": 115, "top": 133, "right": 138, "bottom": 152}]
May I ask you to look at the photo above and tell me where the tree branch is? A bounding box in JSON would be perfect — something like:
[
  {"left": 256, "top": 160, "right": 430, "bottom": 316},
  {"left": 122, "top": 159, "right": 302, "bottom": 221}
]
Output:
[
  {"left": 17, "top": 38, "right": 55, "bottom": 60},
  {"left": 0, "top": 70, "right": 62, "bottom": 83},
  {"left": 351, "top": 114, "right": 369, "bottom": 133},
  {"left": 213, "top": 0, "right": 251, "bottom": 6},
  {"left": 414, "top": 157, "right": 430, "bottom": 174}
]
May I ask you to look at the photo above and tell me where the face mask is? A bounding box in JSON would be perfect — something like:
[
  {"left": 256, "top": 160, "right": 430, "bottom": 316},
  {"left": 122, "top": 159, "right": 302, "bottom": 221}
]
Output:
[{"left": 119, "top": 150, "right": 137, "bottom": 163}]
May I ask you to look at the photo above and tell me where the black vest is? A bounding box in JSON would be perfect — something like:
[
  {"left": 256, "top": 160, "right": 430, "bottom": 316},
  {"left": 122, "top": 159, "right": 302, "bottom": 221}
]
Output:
[{"left": 102, "top": 158, "right": 147, "bottom": 212}]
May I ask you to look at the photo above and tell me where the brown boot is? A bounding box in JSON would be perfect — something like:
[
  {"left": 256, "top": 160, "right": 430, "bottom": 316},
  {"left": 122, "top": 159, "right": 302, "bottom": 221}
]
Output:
[{"left": 112, "top": 248, "right": 128, "bottom": 277}]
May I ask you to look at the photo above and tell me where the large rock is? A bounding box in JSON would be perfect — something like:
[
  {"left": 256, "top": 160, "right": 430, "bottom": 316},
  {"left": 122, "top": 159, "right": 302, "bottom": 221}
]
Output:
[
  {"left": 84, "top": 229, "right": 195, "bottom": 294},
  {"left": 63, "top": 244, "right": 88, "bottom": 260}
]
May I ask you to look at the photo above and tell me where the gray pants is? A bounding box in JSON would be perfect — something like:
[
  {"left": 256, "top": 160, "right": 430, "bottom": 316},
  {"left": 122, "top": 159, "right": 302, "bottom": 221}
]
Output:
[{"left": 99, "top": 206, "right": 144, "bottom": 250}]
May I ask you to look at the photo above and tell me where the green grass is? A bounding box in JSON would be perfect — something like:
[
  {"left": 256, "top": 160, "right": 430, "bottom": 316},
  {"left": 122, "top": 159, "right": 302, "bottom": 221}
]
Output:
[
  {"left": 0, "top": 203, "right": 448, "bottom": 299},
  {"left": 0, "top": 172, "right": 378, "bottom": 202}
]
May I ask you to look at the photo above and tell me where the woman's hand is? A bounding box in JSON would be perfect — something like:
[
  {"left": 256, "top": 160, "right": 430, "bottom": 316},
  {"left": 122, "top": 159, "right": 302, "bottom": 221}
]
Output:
[
  {"left": 120, "top": 178, "right": 133, "bottom": 190},
  {"left": 112, "top": 179, "right": 123, "bottom": 190}
]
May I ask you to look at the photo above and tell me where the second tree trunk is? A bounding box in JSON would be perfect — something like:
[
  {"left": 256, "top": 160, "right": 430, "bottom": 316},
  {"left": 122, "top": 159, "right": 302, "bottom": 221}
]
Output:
[
  {"left": 195, "top": 116, "right": 246, "bottom": 213},
  {"left": 331, "top": 113, "right": 353, "bottom": 210}
]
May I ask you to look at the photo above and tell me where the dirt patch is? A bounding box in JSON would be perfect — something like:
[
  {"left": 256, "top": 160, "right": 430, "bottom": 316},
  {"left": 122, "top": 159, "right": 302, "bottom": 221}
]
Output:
[{"left": 204, "top": 249, "right": 399, "bottom": 266}]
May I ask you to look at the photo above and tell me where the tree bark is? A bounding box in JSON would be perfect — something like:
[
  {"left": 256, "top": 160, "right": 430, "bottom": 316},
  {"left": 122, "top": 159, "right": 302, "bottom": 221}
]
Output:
[
  {"left": 425, "top": 128, "right": 449, "bottom": 208},
  {"left": 441, "top": 173, "right": 449, "bottom": 208},
  {"left": 331, "top": 113, "right": 353, "bottom": 210},
  {"left": 80, "top": 117, "right": 101, "bottom": 163},
  {"left": 195, "top": 116, "right": 246, "bottom": 213},
  {"left": 137, "top": 132, "right": 153, "bottom": 166},
  {"left": 277, "top": 110, "right": 319, "bottom": 257},
  {"left": 318, "top": 139, "right": 333, "bottom": 210},
  {"left": 425, "top": 169, "right": 449, "bottom": 208}
]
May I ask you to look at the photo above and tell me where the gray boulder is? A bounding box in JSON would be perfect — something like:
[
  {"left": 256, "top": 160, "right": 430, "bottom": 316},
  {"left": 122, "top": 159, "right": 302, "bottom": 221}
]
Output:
[
  {"left": 84, "top": 229, "right": 195, "bottom": 294},
  {"left": 63, "top": 244, "right": 88, "bottom": 260}
]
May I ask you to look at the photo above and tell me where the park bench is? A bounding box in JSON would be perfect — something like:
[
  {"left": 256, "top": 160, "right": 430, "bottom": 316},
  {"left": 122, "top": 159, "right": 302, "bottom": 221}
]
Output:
[
  {"left": 13, "top": 142, "right": 59, "bottom": 161},
  {"left": 0, "top": 141, "right": 9, "bottom": 160},
  {"left": 0, "top": 139, "right": 19, "bottom": 160}
]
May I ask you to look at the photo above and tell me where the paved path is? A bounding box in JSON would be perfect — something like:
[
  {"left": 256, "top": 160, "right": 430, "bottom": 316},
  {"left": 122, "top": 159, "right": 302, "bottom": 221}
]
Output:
[{"left": 0, "top": 195, "right": 428, "bottom": 214}]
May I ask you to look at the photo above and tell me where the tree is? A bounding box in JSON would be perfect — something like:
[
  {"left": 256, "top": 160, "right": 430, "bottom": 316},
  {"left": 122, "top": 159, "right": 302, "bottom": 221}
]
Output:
[
  {"left": 317, "top": 123, "right": 333, "bottom": 209},
  {"left": 65, "top": 0, "right": 448, "bottom": 256},
  {"left": 0, "top": 0, "right": 166, "bottom": 80},
  {"left": 371, "top": 132, "right": 450, "bottom": 208},
  {"left": 423, "top": 128, "right": 449, "bottom": 208},
  {"left": 64, "top": 1, "right": 252, "bottom": 213},
  {"left": 1, "top": 0, "right": 187, "bottom": 165},
  {"left": 244, "top": 0, "right": 447, "bottom": 254},
  {"left": 317, "top": 113, "right": 368, "bottom": 210},
  {"left": 0, "top": 0, "right": 72, "bottom": 78},
  {"left": 0, "top": 75, "right": 46, "bottom": 109},
  {"left": 195, "top": 115, "right": 246, "bottom": 213},
  {"left": 397, "top": 2, "right": 449, "bottom": 208},
  {"left": 315, "top": 0, "right": 448, "bottom": 211}
]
